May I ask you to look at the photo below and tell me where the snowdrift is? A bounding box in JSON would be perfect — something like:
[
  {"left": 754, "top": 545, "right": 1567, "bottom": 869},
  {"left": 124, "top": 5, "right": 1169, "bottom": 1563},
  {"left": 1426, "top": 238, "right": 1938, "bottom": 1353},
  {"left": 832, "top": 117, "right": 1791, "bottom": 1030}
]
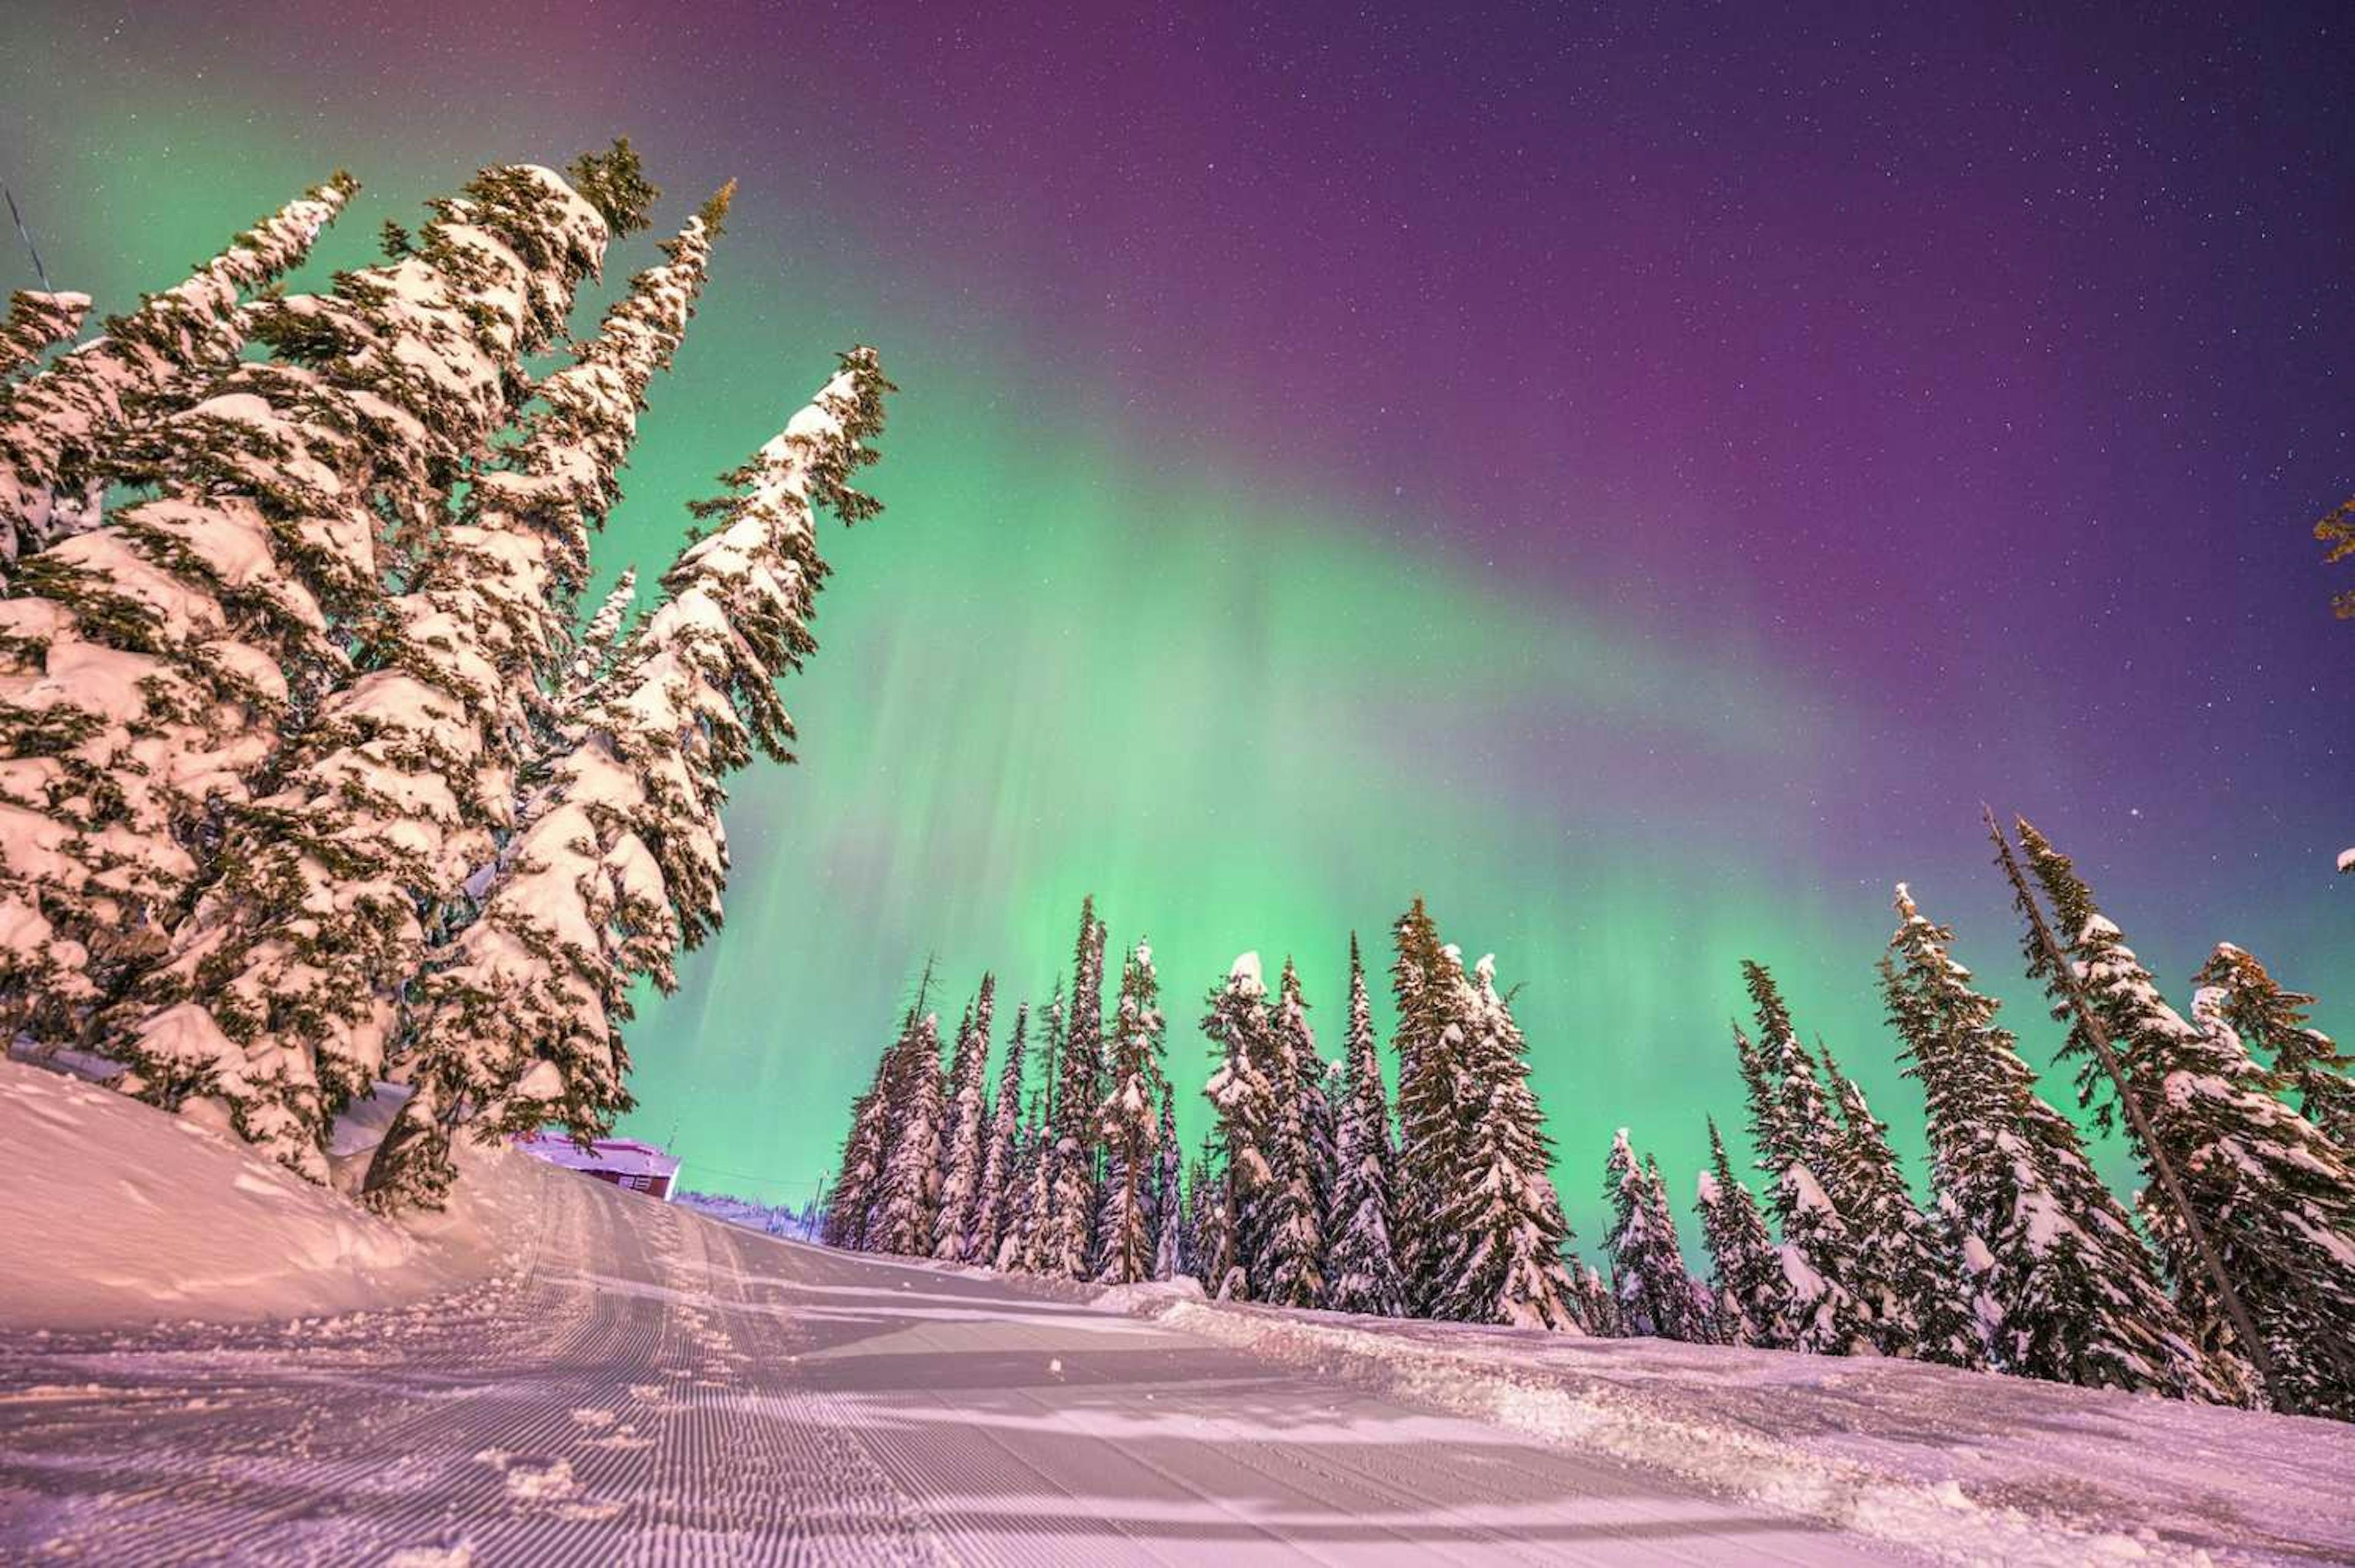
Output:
[
  {"left": 1100, "top": 1284, "right": 2355, "bottom": 1567},
  {"left": 0, "top": 1059, "right": 534, "bottom": 1329}
]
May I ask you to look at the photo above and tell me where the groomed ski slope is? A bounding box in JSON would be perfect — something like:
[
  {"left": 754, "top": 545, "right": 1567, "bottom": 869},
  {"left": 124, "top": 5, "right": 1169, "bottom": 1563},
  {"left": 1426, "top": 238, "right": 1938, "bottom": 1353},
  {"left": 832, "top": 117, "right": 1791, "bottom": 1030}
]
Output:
[{"left": 2, "top": 1064, "right": 2350, "bottom": 1564}]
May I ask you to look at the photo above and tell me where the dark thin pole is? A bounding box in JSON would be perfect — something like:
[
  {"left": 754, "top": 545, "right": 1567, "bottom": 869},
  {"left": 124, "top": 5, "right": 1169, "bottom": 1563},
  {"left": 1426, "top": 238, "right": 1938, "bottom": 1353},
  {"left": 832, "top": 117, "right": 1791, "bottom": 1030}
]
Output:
[
  {"left": 1985, "top": 805, "right": 2285, "bottom": 1409},
  {"left": 4, "top": 186, "right": 54, "bottom": 294}
]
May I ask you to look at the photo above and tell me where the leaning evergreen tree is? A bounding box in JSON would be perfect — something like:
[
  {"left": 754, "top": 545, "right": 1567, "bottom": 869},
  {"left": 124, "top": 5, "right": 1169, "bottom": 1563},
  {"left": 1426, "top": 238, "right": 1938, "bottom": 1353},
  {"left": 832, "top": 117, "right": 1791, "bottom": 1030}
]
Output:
[
  {"left": 1431, "top": 953, "right": 1582, "bottom": 1330},
  {"left": 123, "top": 175, "right": 714, "bottom": 1179},
  {"left": 1694, "top": 1117, "right": 1786, "bottom": 1347},
  {"left": 1095, "top": 942, "right": 1166, "bottom": 1283},
  {"left": 971, "top": 1001, "right": 1030, "bottom": 1264},
  {"left": 935, "top": 974, "right": 997, "bottom": 1261},
  {"left": 2196, "top": 943, "right": 2355, "bottom": 1155},
  {"left": 2, "top": 157, "right": 617, "bottom": 1160},
  {"left": 0, "top": 173, "right": 358, "bottom": 564},
  {"left": 1883, "top": 881, "right": 2210, "bottom": 1397},
  {"left": 1326, "top": 933, "right": 1406, "bottom": 1316},
  {"left": 363, "top": 346, "right": 892, "bottom": 1209}
]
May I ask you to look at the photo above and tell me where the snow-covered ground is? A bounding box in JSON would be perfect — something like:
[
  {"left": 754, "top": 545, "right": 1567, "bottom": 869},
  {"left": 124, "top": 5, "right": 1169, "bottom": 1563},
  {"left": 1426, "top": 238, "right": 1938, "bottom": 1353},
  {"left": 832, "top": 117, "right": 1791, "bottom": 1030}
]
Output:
[
  {"left": 1106, "top": 1290, "right": 2355, "bottom": 1566},
  {"left": 2, "top": 1070, "right": 2349, "bottom": 1564}
]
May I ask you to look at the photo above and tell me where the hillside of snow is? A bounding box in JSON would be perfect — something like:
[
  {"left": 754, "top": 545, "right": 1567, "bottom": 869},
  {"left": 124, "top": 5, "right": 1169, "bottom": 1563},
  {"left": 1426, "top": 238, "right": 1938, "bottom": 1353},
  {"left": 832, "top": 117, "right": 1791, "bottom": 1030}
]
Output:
[{"left": 0, "top": 1058, "right": 532, "bottom": 1330}]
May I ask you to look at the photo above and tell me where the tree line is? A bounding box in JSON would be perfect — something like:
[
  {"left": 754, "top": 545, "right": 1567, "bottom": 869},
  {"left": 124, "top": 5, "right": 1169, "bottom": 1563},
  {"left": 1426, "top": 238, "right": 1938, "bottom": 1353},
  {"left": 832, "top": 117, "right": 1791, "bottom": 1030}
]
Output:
[{"left": 823, "top": 818, "right": 2355, "bottom": 1421}]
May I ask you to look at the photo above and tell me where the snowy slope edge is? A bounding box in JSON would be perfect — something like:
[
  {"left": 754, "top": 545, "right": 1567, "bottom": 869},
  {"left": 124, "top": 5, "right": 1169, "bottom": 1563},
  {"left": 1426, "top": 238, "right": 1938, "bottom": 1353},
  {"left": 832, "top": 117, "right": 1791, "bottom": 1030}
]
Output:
[
  {"left": 0, "top": 1058, "right": 540, "bottom": 1330},
  {"left": 1097, "top": 1284, "right": 2355, "bottom": 1567}
]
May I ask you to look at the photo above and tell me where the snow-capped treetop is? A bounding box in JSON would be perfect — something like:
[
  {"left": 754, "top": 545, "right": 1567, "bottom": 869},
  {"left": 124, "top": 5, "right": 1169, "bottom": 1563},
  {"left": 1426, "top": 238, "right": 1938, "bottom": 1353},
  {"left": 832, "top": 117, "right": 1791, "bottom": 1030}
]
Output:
[{"left": 1229, "top": 951, "right": 1264, "bottom": 990}]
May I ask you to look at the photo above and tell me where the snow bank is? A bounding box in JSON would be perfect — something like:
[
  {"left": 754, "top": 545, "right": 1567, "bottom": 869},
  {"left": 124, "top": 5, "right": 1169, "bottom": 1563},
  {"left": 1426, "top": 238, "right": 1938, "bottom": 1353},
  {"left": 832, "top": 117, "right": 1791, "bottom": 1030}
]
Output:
[
  {"left": 1103, "top": 1291, "right": 2355, "bottom": 1567},
  {"left": 0, "top": 1059, "right": 534, "bottom": 1329}
]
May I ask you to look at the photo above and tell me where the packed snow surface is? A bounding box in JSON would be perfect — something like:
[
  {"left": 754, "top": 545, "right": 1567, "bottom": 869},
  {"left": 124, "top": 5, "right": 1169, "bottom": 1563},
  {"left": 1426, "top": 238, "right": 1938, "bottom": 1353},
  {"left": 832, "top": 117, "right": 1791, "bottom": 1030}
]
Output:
[{"left": 4, "top": 1076, "right": 2349, "bottom": 1564}]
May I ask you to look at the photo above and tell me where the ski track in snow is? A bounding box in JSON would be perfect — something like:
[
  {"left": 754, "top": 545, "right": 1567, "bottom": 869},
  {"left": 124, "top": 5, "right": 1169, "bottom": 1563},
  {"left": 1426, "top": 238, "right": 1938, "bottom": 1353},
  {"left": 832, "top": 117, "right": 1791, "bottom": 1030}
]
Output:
[{"left": 0, "top": 1169, "right": 1902, "bottom": 1566}]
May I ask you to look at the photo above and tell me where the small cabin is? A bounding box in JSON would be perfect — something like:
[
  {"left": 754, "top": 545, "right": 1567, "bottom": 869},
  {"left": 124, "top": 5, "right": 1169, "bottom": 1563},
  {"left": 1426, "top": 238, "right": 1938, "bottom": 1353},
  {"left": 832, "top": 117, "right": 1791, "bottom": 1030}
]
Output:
[{"left": 515, "top": 1132, "right": 681, "bottom": 1201}]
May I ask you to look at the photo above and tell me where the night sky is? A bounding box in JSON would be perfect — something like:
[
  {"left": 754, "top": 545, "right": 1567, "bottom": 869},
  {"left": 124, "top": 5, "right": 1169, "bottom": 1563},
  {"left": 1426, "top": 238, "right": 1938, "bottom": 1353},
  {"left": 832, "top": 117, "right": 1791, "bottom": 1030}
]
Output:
[{"left": 7, "top": 3, "right": 2350, "bottom": 1242}]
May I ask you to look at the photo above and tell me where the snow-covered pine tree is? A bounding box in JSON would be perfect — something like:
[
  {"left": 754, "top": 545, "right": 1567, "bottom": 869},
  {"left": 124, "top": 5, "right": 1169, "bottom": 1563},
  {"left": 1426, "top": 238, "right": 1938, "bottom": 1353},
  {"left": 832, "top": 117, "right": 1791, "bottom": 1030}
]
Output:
[
  {"left": 1390, "top": 897, "right": 1471, "bottom": 1312},
  {"left": 0, "top": 290, "right": 91, "bottom": 383},
  {"left": 1094, "top": 942, "right": 1166, "bottom": 1283},
  {"left": 1819, "top": 1046, "right": 1982, "bottom": 1366},
  {"left": 2, "top": 158, "right": 616, "bottom": 1143},
  {"left": 1739, "top": 961, "right": 1872, "bottom": 1355},
  {"left": 115, "top": 180, "right": 719, "bottom": 1179},
  {"left": 1188, "top": 1134, "right": 1244, "bottom": 1298},
  {"left": 1153, "top": 1093, "right": 1182, "bottom": 1280},
  {"left": 1572, "top": 1260, "right": 1623, "bottom": 1337},
  {"left": 823, "top": 1017, "right": 905, "bottom": 1250},
  {"left": 935, "top": 974, "right": 996, "bottom": 1261},
  {"left": 0, "top": 173, "right": 357, "bottom": 565},
  {"left": 1694, "top": 1117, "right": 1786, "bottom": 1347},
  {"left": 871, "top": 1011, "right": 947, "bottom": 1256},
  {"left": 362, "top": 345, "right": 892, "bottom": 1209},
  {"left": 971, "top": 1001, "right": 1029, "bottom": 1265},
  {"left": 1254, "top": 956, "right": 1327, "bottom": 1307},
  {"left": 2196, "top": 943, "right": 2355, "bottom": 1154},
  {"left": 1037, "top": 900, "right": 1106, "bottom": 1278},
  {"left": 1003, "top": 986, "right": 1064, "bottom": 1272},
  {"left": 1202, "top": 952, "right": 1280, "bottom": 1299},
  {"left": 2015, "top": 821, "right": 2302, "bottom": 1402},
  {"left": 1178, "top": 1136, "right": 1212, "bottom": 1280},
  {"left": 1882, "top": 881, "right": 2211, "bottom": 1398},
  {"left": 1604, "top": 1130, "right": 1672, "bottom": 1335},
  {"left": 1326, "top": 932, "right": 1406, "bottom": 1317},
  {"left": 1431, "top": 953, "right": 1582, "bottom": 1331},
  {"left": 2160, "top": 985, "right": 2355, "bottom": 1416}
]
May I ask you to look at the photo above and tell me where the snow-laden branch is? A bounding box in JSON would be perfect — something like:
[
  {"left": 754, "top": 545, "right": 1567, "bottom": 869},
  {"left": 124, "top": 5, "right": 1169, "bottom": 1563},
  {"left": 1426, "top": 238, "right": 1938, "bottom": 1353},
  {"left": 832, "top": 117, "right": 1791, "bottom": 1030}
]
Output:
[
  {"left": 0, "top": 174, "right": 356, "bottom": 564},
  {"left": 0, "top": 289, "right": 91, "bottom": 382}
]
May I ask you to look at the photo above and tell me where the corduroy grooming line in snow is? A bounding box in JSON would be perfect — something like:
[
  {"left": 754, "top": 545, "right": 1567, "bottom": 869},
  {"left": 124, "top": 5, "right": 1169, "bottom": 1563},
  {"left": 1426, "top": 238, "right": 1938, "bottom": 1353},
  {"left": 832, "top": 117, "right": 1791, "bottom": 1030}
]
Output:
[{"left": 0, "top": 143, "right": 892, "bottom": 1213}]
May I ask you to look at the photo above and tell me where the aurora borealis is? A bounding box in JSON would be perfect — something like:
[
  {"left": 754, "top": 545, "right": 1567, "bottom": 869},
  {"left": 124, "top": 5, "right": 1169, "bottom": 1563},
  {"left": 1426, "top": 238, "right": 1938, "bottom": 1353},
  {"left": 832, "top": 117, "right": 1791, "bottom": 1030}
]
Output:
[{"left": 6, "top": 3, "right": 2348, "bottom": 1244}]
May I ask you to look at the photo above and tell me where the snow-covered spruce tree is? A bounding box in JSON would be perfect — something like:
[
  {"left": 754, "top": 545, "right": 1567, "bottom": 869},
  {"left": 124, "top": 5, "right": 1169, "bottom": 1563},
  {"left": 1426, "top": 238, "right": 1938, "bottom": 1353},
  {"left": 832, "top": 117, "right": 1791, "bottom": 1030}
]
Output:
[
  {"left": 1326, "top": 931, "right": 1406, "bottom": 1316},
  {"left": 0, "top": 290, "right": 91, "bottom": 383},
  {"left": 823, "top": 1019, "right": 903, "bottom": 1250},
  {"left": 1572, "top": 1260, "right": 1623, "bottom": 1337},
  {"left": 1604, "top": 1129, "right": 1691, "bottom": 1337},
  {"left": 2162, "top": 987, "right": 2355, "bottom": 1416},
  {"left": 1153, "top": 1093, "right": 1182, "bottom": 1280},
  {"left": 1036, "top": 900, "right": 1106, "bottom": 1278},
  {"left": 1819, "top": 1046, "right": 1982, "bottom": 1366},
  {"left": 1002, "top": 985, "right": 1065, "bottom": 1272},
  {"left": 1431, "top": 954, "right": 1582, "bottom": 1331},
  {"left": 0, "top": 173, "right": 357, "bottom": 566},
  {"left": 2196, "top": 943, "right": 2355, "bottom": 1154},
  {"left": 1187, "top": 1134, "right": 1244, "bottom": 1298},
  {"left": 971, "top": 1000, "right": 1029, "bottom": 1264},
  {"left": 1390, "top": 897, "right": 1470, "bottom": 1312},
  {"left": 1, "top": 159, "right": 614, "bottom": 1130},
  {"left": 1738, "top": 962, "right": 1872, "bottom": 1355},
  {"left": 870, "top": 1011, "right": 948, "bottom": 1256},
  {"left": 935, "top": 974, "right": 996, "bottom": 1261},
  {"left": 1254, "top": 957, "right": 1327, "bottom": 1307},
  {"left": 1694, "top": 1117, "right": 1786, "bottom": 1347},
  {"left": 1202, "top": 952, "right": 1280, "bottom": 1299},
  {"left": 2014, "top": 821, "right": 2336, "bottom": 1403},
  {"left": 117, "top": 183, "right": 719, "bottom": 1179},
  {"left": 1882, "top": 882, "right": 2209, "bottom": 1398},
  {"left": 361, "top": 347, "right": 892, "bottom": 1209},
  {"left": 1095, "top": 942, "right": 1166, "bottom": 1284}
]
